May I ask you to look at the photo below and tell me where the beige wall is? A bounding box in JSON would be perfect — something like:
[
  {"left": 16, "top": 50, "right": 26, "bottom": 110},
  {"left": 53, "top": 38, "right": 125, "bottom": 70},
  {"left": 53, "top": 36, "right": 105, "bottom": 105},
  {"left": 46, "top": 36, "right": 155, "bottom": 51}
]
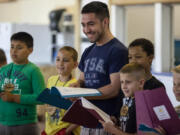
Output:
[
  {"left": 0, "top": 0, "right": 180, "bottom": 43},
  {"left": 126, "top": 5, "right": 180, "bottom": 44},
  {"left": 126, "top": 5, "right": 154, "bottom": 44},
  {"left": 0, "top": 0, "right": 75, "bottom": 24},
  {"left": 174, "top": 5, "right": 180, "bottom": 39}
]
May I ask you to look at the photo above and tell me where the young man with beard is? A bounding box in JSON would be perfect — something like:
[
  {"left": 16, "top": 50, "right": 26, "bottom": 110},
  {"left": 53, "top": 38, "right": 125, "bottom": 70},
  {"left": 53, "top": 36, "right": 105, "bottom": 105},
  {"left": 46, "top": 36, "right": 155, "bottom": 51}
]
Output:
[{"left": 71, "top": 1, "right": 128, "bottom": 135}]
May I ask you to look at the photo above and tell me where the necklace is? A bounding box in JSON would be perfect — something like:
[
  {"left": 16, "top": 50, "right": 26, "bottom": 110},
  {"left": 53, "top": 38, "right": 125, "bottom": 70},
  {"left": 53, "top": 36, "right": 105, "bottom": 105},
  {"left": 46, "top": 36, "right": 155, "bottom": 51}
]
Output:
[
  {"left": 120, "top": 97, "right": 134, "bottom": 132},
  {"left": 120, "top": 97, "right": 133, "bottom": 117},
  {"left": 120, "top": 105, "right": 129, "bottom": 117},
  {"left": 48, "top": 74, "right": 72, "bottom": 116},
  {"left": 54, "top": 74, "right": 72, "bottom": 87}
]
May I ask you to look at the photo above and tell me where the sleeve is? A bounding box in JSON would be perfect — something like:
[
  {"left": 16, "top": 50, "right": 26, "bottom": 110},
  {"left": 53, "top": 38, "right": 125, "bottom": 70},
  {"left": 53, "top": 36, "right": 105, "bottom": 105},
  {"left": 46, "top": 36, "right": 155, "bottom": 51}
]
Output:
[
  {"left": 20, "top": 67, "right": 46, "bottom": 105},
  {"left": 78, "top": 52, "right": 85, "bottom": 72},
  {"left": 78, "top": 45, "right": 94, "bottom": 72},
  {"left": 108, "top": 48, "right": 128, "bottom": 74}
]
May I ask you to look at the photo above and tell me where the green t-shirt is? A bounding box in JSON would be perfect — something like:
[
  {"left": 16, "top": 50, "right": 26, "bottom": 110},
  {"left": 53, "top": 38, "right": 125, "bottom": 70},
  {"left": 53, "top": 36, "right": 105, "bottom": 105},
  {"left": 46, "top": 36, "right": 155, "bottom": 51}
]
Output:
[{"left": 0, "top": 62, "right": 45, "bottom": 126}]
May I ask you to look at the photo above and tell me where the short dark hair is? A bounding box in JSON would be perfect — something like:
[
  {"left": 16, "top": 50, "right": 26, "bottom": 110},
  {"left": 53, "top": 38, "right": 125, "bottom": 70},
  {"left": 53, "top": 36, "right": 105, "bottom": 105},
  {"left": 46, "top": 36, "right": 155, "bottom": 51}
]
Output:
[
  {"left": 0, "top": 48, "right": 7, "bottom": 64},
  {"left": 81, "top": 1, "right": 109, "bottom": 20},
  {"left": 11, "top": 32, "right": 33, "bottom": 48},
  {"left": 128, "top": 38, "right": 154, "bottom": 56},
  {"left": 120, "top": 63, "right": 146, "bottom": 80},
  {"left": 59, "top": 46, "right": 78, "bottom": 62}
]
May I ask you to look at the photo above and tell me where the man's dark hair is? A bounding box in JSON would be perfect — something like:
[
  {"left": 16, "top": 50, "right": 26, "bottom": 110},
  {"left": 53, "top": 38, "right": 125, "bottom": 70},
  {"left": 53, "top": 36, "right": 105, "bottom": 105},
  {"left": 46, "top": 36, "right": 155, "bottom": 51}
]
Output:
[
  {"left": 128, "top": 38, "right": 154, "bottom": 56},
  {"left": 11, "top": 32, "right": 33, "bottom": 48},
  {"left": 0, "top": 48, "right": 7, "bottom": 64},
  {"left": 81, "top": 1, "right": 109, "bottom": 20}
]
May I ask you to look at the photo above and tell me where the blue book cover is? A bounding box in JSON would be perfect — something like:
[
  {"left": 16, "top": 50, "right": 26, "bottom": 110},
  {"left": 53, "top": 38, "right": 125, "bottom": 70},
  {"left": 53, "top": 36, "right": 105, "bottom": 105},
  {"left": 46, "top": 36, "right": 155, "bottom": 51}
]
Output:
[
  {"left": 138, "top": 124, "right": 161, "bottom": 134},
  {"left": 37, "top": 88, "right": 72, "bottom": 110}
]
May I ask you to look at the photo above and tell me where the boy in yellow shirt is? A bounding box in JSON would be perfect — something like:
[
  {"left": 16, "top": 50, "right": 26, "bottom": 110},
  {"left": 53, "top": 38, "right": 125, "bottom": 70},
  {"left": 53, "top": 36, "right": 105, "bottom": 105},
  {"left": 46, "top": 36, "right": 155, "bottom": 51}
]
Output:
[{"left": 41, "top": 46, "right": 80, "bottom": 135}]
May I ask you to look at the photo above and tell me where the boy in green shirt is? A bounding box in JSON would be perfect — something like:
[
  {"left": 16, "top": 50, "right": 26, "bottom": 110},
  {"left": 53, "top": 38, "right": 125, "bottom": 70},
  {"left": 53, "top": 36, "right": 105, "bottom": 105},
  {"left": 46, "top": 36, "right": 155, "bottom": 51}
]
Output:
[{"left": 0, "top": 32, "right": 46, "bottom": 135}]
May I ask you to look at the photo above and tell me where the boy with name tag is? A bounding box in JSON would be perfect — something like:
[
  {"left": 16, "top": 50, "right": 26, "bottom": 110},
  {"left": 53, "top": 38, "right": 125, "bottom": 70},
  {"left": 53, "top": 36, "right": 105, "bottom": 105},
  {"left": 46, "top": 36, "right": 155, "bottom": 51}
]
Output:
[{"left": 100, "top": 63, "right": 146, "bottom": 135}]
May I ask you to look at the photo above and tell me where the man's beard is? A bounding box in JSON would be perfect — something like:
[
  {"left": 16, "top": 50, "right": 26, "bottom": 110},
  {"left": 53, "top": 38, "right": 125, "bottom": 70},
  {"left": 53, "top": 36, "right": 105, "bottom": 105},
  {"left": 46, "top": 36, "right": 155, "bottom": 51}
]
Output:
[{"left": 88, "top": 32, "right": 103, "bottom": 43}]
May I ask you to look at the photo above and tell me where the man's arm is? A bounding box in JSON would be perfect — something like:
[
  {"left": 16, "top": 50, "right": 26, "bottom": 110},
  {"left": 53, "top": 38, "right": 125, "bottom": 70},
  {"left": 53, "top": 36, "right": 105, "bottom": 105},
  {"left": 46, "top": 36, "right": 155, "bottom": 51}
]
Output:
[
  {"left": 81, "top": 72, "right": 121, "bottom": 100},
  {"left": 87, "top": 72, "right": 120, "bottom": 100},
  {"left": 70, "top": 71, "right": 85, "bottom": 87},
  {"left": 71, "top": 71, "right": 120, "bottom": 100},
  {"left": 98, "top": 72, "right": 120, "bottom": 98}
]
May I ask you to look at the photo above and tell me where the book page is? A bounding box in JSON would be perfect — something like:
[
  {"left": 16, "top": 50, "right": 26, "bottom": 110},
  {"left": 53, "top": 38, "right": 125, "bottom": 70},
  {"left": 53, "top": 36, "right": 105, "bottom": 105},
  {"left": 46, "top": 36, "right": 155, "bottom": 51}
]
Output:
[
  {"left": 81, "top": 97, "right": 113, "bottom": 123},
  {"left": 56, "top": 87, "right": 101, "bottom": 97}
]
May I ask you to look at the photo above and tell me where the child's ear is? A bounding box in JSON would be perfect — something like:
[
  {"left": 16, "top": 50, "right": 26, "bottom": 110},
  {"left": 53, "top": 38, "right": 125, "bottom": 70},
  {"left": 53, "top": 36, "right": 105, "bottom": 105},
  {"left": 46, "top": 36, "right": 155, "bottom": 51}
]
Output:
[
  {"left": 148, "top": 54, "right": 154, "bottom": 64},
  {"left": 139, "top": 79, "right": 145, "bottom": 89},
  {"left": 73, "top": 61, "right": 78, "bottom": 69},
  {"left": 28, "top": 47, "right": 33, "bottom": 54}
]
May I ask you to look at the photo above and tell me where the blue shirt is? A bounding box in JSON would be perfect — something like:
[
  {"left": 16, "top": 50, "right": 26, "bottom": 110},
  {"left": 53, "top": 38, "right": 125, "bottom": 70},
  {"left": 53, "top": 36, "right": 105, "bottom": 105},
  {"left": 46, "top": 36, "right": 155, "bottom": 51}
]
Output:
[{"left": 79, "top": 38, "right": 128, "bottom": 118}]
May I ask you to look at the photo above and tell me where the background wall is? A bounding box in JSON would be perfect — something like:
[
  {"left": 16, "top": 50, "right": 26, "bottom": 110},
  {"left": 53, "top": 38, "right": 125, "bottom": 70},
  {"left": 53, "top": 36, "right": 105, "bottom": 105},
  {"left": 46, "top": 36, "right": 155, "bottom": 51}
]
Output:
[
  {"left": 0, "top": 1, "right": 180, "bottom": 43},
  {"left": 174, "top": 5, "right": 180, "bottom": 39},
  {"left": 126, "top": 5, "right": 180, "bottom": 44},
  {"left": 126, "top": 5, "right": 154, "bottom": 44},
  {"left": 0, "top": 0, "right": 75, "bottom": 24}
]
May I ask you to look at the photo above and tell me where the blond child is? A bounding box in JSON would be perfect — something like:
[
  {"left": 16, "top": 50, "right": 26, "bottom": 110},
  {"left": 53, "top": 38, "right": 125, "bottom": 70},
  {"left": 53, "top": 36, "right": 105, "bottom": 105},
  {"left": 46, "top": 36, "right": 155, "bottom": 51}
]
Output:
[
  {"left": 100, "top": 63, "right": 146, "bottom": 135},
  {"left": 172, "top": 65, "right": 180, "bottom": 104},
  {"left": 115, "top": 38, "right": 165, "bottom": 116},
  {"left": 41, "top": 46, "right": 80, "bottom": 135},
  {"left": 114, "top": 38, "right": 165, "bottom": 124}
]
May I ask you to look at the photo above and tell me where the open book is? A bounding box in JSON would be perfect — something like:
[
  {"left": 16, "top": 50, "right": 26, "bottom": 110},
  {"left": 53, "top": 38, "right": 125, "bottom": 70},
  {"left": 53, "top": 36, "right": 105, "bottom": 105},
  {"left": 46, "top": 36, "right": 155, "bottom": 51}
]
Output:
[
  {"left": 37, "top": 87, "right": 101, "bottom": 110},
  {"left": 62, "top": 97, "right": 113, "bottom": 128},
  {"left": 37, "top": 88, "right": 72, "bottom": 110},
  {"left": 52, "top": 86, "right": 101, "bottom": 97},
  {"left": 135, "top": 87, "right": 180, "bottom": 135}
]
